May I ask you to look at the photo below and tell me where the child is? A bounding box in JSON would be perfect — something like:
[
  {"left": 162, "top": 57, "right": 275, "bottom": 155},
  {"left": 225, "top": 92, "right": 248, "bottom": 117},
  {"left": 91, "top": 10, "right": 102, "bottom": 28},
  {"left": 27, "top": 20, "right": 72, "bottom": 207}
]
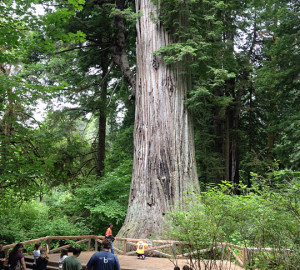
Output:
[
  {"left": 33, "top": 243, "right": 41, "bottom": 270},
  {"left": 136, "top": 240, "right": 149, "bottom": 260},
  {"left": 58, "top": 249, "right": 68, "bottom": 270}
]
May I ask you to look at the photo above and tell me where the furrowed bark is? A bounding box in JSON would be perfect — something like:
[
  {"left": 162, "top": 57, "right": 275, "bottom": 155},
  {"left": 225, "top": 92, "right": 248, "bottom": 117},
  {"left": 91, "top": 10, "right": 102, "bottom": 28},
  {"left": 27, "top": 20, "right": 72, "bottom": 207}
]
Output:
[{"left": 117, "top": 0, "right": 200, "bottom": 239}]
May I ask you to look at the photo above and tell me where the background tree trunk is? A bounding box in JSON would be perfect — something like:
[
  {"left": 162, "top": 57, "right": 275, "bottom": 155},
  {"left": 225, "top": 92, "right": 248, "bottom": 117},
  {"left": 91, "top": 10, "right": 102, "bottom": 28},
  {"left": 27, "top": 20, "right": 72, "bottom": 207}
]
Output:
[
  {"left": 117, "top": 0, "right": 200, "bottom": 239},
  {"left": 0, "top": 65, "right": 14, "bottom": 166},
  {"left": 96, "top": 64, "right": 108, "bottom": 177}
]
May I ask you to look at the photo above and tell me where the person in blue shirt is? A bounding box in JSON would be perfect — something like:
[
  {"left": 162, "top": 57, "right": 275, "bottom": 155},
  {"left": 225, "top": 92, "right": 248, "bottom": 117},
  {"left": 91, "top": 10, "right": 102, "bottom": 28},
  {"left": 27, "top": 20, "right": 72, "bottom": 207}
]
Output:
[{"left": 87, "top": 239, "right": 120, "bottom": 270}]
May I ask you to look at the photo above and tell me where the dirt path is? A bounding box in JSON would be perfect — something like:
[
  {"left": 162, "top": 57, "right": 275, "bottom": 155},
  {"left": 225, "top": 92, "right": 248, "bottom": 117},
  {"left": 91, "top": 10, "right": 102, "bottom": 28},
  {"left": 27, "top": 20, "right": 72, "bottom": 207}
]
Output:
[{"left": 47, "top": 252, "right": 243, "bottom": 270}]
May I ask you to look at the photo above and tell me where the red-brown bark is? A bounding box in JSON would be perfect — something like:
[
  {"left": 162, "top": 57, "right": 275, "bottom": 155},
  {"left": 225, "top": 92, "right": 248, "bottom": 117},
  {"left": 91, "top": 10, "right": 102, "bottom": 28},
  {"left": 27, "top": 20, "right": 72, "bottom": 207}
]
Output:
[{"left": 117, "top": 0, "right": 200, "bottom": 239}]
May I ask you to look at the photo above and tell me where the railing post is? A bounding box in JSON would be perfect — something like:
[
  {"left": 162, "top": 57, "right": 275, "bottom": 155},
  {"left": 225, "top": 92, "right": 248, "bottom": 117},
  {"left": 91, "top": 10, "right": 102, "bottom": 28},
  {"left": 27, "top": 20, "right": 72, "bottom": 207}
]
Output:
[
  {"left": 247, "top": 249, "right": 253, "bottom": 268},
  {"left": 227, "top": 245, "right": 231, "bottom": 262},
  {"left": 172, "top": 243, "right": 176, "bottom": 257},
  {"left": 5, "top": 249, "right": 8, "bottom": 261},
  {"left": 47, "top": 238, "right": 51, "bottom": 253},
  {"left": 123, "top": 240, "right": 127, "bottom": 255},
  {"left": 87, "top": 239, "right": 91, "bottom": 251},
  {"left": 220, "top": 243, "right": 225, "bottom": 261},
  {"left": 242, "top": 248, "right": 247, "bottom": 267},
  {"left": 95, "top": 238, "right": 98, "bottom": 251}
]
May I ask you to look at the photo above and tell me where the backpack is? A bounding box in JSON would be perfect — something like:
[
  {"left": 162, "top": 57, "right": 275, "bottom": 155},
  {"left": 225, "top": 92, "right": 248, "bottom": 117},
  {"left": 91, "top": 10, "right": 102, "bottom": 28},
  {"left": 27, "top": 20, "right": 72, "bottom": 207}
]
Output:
[{"left": 14, "top": 260, "right": 23, "bottom": 270}]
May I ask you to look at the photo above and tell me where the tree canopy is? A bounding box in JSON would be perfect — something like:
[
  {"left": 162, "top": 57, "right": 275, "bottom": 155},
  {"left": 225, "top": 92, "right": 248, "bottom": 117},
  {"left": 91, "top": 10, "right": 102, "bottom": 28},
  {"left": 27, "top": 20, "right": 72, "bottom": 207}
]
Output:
[{"left": 0, "top": 1, "right": 299, "bottom": 266}]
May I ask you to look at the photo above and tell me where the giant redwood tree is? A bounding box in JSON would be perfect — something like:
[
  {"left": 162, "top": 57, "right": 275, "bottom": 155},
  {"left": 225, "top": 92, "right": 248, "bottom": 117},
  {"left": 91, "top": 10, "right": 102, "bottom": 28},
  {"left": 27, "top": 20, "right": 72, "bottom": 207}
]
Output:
[{"left": 117, "top": 0, "right": 200, "bottom": 238}]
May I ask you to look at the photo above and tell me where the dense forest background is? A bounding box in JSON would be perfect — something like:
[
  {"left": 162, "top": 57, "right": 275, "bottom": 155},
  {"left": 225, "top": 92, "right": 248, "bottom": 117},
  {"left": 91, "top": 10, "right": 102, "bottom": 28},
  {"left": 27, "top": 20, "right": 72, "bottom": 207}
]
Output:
[{"left": 0, "top": 0, "right": 299, "bottom": 265}]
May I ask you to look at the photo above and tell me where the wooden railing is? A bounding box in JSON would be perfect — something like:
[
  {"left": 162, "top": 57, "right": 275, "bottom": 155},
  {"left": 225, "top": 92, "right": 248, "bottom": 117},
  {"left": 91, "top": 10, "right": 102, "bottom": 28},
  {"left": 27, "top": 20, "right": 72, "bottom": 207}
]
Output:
[
  {"left": 2, "top": 235, "right": 293, "bottom": 268},
  {"left": 2, "top": 235, "right": 104, "bottom": 261}
]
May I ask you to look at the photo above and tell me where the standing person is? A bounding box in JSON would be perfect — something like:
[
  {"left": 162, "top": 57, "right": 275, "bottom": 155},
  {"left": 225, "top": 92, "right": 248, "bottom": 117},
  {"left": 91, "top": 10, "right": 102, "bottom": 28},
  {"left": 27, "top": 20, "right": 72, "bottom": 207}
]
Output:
[
  {"left": 32, "top": 243, "right": 41, "bottom": 270},
  {"left": 58, "top": 249, "right": 68, "bottom": 270},
  {"left": 105, "top": 224, "right": 114, "bottom": 254},
  {"left": 135, "top": 241, "right": 149, "bottom": 260},
  {"left": 0, "top": 243, "right": 8, "bottom": 270},
  {"left": 62, "top": 247, "right": 81, "bottom": 270},
  {"left": 35, "top": 245, "right": 49, "bottom": 270},
  {"left": 86, "top": 239, "right": 120, "bottom": 270},
  {"left": 8, "top": 243, "right": 26, "bottom": 270}
]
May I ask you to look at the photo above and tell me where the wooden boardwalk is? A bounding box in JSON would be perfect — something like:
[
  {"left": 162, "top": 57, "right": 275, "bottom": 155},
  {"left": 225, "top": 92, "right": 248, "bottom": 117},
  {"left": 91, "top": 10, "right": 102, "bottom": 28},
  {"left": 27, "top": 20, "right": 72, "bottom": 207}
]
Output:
[
  {"left": 10, "top": 235, "right": 289, "bottom": 269},
  {"left": 6, "top": 235, "right": 254, "bottom": 267},
  {"left": 30, "top": 251, "right": 243, "bottom": 270}
]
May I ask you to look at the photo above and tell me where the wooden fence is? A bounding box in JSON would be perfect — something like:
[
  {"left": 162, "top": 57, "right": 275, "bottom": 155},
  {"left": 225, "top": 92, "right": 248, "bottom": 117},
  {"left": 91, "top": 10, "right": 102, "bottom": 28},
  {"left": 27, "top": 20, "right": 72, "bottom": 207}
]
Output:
[{"left": 2, "top": 235, "right": 293, "bottom": 268}]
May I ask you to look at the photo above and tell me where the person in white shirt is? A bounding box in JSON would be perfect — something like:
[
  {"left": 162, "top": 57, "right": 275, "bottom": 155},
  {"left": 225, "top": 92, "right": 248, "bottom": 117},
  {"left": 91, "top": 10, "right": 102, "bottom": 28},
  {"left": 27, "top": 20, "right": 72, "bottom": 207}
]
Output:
[
  {"left": 58, "top": 249, "right": 68, "bottom": 270},
  {"left": 33, "top": 243, "right": 41, "bottom": 269}
]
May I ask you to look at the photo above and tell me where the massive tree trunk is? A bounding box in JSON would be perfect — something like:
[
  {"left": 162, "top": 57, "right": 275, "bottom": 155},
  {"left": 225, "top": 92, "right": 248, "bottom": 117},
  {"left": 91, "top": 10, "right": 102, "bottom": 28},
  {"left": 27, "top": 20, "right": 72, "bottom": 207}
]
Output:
[{"left": 117, "top": 0, "right": 200, "bottom": 239}]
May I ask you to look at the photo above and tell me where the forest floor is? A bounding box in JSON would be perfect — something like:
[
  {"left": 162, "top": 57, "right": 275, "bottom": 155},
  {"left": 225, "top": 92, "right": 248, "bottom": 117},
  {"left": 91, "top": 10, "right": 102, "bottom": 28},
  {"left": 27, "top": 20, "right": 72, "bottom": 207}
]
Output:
[{"left": 47, "top": 251, "right": 244, "bottom": 270}]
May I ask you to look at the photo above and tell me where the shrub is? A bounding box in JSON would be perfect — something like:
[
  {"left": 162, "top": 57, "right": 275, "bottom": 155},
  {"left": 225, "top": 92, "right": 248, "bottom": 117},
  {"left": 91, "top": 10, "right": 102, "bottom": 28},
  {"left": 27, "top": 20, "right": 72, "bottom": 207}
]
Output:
[{"left": 166, "top": 171, "right": 300, "bottom": 269}]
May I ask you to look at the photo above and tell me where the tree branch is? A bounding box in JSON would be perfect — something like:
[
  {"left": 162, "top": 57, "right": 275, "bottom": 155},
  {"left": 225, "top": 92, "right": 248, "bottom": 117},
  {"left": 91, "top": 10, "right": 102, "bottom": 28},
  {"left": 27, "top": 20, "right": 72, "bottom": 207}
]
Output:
[
  {"left": 55, "top": 45, "right": 109, "bottom": 55},
  {"left": 110, "top": 7, "right": 136, "bottom": 100}
]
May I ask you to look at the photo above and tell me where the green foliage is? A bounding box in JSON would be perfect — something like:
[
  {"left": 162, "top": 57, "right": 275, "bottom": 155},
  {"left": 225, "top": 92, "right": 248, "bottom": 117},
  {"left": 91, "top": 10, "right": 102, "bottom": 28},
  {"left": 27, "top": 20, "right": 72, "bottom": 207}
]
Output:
[
  {"left": 1, "top": 0, "right": 299, "bottom": 254},
  {"left": 0, "top": 158, "right": 131, "bottom": 244},
  {"left": 166, "top": 171, "right": 300, "bottom": 269},
  {"left": 43, "top": 160, "right": 131, "bottom": 236},
  {"left": 150, "top": 0, "right": 300, "bottom": 188},
  {"left": 0, "top": 199, "right": 87, "bottom": 244},
  {"left": 253, "top": 0, "right": 300, "bottom": 170}
]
